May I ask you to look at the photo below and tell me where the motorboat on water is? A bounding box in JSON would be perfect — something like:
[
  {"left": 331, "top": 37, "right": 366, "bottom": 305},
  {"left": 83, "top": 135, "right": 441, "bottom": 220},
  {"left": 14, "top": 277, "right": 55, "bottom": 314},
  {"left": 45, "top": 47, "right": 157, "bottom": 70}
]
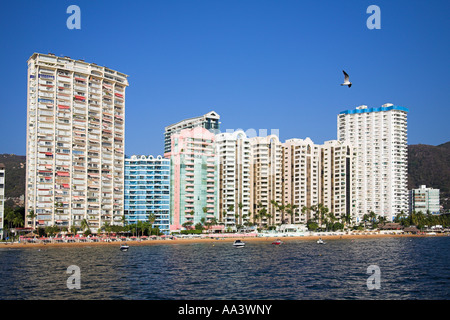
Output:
[
  {"left": 272, "top": 239, "right": 283, "bottom": 245},
  {"left": 317, "top": 238, "right": 325, "bottom": 244},
  {"left": 233, "top": 240, "right": 245, "bottom": 247},
  {"left": 120, "top": 243, "right": 129, "bottom": 251}
]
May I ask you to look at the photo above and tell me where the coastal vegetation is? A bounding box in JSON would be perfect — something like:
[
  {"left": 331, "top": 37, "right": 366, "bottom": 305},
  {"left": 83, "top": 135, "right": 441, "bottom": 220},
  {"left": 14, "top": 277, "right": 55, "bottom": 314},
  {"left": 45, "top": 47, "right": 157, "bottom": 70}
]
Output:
[{"left": 2, "top": 203, "right": 450, "bottom": 241}]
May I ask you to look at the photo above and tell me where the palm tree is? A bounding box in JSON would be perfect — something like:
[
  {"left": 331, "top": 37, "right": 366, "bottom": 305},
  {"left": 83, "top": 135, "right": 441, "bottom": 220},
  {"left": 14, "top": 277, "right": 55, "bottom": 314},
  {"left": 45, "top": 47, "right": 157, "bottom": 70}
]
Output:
[
  {"left": 343, "top": 211, "right": 352, "bottom": 229},
  {"left": 13, "top": 215, "right": 24, "bottom": 228},
  {"left": 318, "top": 204, "right": 329, "bottom": 228},
  {"left": 327, "top": 211, "right": 337, "bottom": 232},
  {"left": 259, "top": 207, "right": 268, "bottom": 229},
  {"left": 80, "top": 218, "right": 90, "bottom": 233},
  {"left": 394, "top": 211, "right": 406, "bottom": 224},
  {"left": 286, "top": 204, "right": 299, "bottom": 224},
  {"left": 101, "top": 221, "right": 111, "bottom": 236},
  {"left": 270, "top": 200, "right": 279, "bottom": 225},
  {"left": 307, "top": 203, "right": 328, "bottom": 228},
  {"left": 70, "top": 225, "right": 78, "bottom": 235},
  {"left": 120, "top": 214, "right": 127, "bottom": 227},
  {"left": 136, "top": 221, "right": 145, "bottom": 237},
  {"left": 301, "top": 205, "right": 309, "bottom": 222},
  {"left": 368, "top": 211, "right": 377, "bottom": 227},
  {"left": 265, "top": 210, "right": 275, "bottom": 229},
  {"left": 253, "top": 202, "right": 262, "bottom": 226},
  {"left": 27, "top": 210, "right": 37, "bottom": 228},
  {"left": 147, "top": 213, "right": 156, "bottom": 228},
  {"left": 208, "top": 217, "right": 218, "bottom": 233},
  {"left": 182, "top": 221, "right": 193, "bottom": 232},
  {"left": 362, "top": 213, "right": 371, "bottom": 229},
  {"left": 377, "top": 215, "right": 387, "bottom": 228},
  {"left": 210, "top": 217, "right": 218, "bottom": 226},
  {"left": 245, "top": 211, "right": 252, "bottom": 229},
  {"left": 227, "top": 205, "right": 235, "bottom": 228},
  {"left": 238, "top": 202, "right": 244, "bottom": 225},
  {"left": 271, "top": 200, "right": 286, "bottom": 224},
  {"left": 415, "top": 211, "right": 425, "bottom": 230}
]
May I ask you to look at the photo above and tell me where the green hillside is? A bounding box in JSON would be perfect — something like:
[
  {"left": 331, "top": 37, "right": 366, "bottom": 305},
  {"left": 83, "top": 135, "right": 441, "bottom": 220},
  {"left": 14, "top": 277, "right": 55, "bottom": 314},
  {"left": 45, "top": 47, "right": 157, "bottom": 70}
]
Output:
[
  {"left": 0, "top": 154, "right": 26, "bottom": 207},
  {"left": 408, "top": 141, "right": 450, "bottom": 210}
]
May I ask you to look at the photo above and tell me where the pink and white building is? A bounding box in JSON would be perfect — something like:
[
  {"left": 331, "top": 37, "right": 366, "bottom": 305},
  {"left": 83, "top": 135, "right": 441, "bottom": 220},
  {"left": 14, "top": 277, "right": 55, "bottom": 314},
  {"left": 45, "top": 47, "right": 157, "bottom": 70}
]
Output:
[{"left": 167, "top": 127, "right": 219, "bottom": 231}]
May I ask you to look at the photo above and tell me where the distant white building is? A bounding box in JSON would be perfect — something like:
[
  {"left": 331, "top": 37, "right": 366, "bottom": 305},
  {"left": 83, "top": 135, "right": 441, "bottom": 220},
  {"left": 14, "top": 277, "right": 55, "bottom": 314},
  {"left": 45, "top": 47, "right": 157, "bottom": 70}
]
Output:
[{"left": 409, "top": 185, "right": 440, "bottom": 214}]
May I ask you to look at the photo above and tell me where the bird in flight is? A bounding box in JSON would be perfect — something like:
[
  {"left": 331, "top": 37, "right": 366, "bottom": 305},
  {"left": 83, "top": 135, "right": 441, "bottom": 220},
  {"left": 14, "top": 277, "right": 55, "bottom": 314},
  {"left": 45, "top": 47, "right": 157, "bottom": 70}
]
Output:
[{"left": 341, "top": 70, "right": 352, "bottom": 88}]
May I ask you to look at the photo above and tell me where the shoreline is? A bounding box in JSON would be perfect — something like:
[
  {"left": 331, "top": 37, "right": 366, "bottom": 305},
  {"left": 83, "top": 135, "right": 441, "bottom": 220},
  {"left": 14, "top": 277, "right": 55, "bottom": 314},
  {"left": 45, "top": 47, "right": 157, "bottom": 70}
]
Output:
[{"left": 2, "top": 232, "right": 447, "bottom": 249}]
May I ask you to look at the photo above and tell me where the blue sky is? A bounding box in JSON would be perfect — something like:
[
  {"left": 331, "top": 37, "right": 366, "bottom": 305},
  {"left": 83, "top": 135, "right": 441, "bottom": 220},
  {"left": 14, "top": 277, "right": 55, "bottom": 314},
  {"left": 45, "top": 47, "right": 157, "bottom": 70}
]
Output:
[{"left": 0, "top": 0, "right": 449, "bottom": 156}]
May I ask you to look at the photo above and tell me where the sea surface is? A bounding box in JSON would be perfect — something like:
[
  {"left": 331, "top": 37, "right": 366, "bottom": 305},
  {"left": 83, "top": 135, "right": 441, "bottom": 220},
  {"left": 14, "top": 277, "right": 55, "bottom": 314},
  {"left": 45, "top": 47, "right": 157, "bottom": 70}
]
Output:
[{"left": 0, "top": 237, "right": 449, "bottom": 300}]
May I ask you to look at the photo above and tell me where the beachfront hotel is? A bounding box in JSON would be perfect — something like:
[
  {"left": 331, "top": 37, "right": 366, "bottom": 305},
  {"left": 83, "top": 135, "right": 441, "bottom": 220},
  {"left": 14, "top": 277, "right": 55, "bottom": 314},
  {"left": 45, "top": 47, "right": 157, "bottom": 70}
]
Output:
[
  {"left": 282, "top": 138, "right": 321, "bottom": 224},
  {"left": 167, "top": 127, "right": 219, "bottom": 231},
  {"left": 215, "top": 130, "right": 252, "bottom": 231},
  {"left": 25, "top": 53, "right": 128, "bottom": 232},
  {"left": 282, "top": 138, "right": 356, "bottom": 224},
  {"left": 321, "top": 140, "right": 357, "bottom": 224},
  {"left": 0, "top": 163, "right": 4, "bottom": 239},
  {"left": 409, "top": 185, "right": 440, "bottom": 215},
  {"left": 337, "top": 104, "right": 409, "bottom": 222},
  {"left": 164, "top": 111, "right": 220, "bottom": 156},
  {"left": 124, "top": 155, "right": 171, "bottom": 234},
  {"left": 249, "top": 135, "right": 284, "bottom": 227}
]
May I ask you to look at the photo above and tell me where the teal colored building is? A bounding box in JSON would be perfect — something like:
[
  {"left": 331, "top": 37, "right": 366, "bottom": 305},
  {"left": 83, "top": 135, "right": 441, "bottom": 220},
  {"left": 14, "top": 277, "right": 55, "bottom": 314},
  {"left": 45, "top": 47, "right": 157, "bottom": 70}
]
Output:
[{"left": 124, "top": 155, "right": 170, "bottom": 234}]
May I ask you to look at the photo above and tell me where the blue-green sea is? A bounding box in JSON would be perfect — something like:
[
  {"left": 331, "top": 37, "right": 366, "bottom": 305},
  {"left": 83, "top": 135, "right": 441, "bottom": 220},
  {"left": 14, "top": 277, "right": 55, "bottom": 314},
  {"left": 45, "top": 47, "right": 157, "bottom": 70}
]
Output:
[{"left": 0, "top": 237, "right": 449, "bottom": 300}]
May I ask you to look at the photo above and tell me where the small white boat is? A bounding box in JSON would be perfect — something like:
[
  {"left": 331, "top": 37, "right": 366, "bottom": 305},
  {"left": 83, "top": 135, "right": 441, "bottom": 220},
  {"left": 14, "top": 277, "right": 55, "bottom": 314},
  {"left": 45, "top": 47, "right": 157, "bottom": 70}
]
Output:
[
  {"left": 233, "top": 240, "right": 245, "bottom": 247},
  {"left": 317, "top": 238, "right": 325, "bottom": 244},
  {"left": 120, "top": 243, "right": 129, "bottom": 251}
]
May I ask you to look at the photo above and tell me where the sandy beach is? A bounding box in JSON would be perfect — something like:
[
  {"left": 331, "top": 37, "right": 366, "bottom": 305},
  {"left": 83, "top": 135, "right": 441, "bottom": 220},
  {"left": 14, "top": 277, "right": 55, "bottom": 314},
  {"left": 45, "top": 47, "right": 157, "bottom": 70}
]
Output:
[{"left": 2, "top": 232, "right": 447, "bottom": 249}]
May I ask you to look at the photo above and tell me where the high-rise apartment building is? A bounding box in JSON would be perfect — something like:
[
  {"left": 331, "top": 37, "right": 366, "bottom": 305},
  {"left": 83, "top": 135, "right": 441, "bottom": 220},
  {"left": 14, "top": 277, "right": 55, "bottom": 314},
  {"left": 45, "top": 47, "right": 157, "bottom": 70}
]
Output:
[
  {"left": 282, "top": 138, "right": 356, "bottom": 224},
  {"left": 321, "top": 140, "right": 357, "bottom": 224},
  {"left": 0, "top": 163, "right": 4, "bottom": 239},
  {"left": 26, "top": 53, "right": 128, "bottom": 232},
  {"left": 124, "top": 155, "right": 170, "bottom": 234},
  {"left": 249, "top": 135, "right": 283, "bottom": 227},
  {"left": 215, "top": 130, "right": 251, "bottom": 231},
  {"left": 168, "top": 127, "right": 218, "bottom": 231},
  {"left": 409, "top": 185, "right": 440, "bottom": 215},
  {"left": 337, "top": 104, "right": 408, "bottom": 222},
  {"left": 282, "top": 138, "right": 321, "bottom": 224},
  {"left": 164, "top": 111, "right": 220, "bottom": 156}
]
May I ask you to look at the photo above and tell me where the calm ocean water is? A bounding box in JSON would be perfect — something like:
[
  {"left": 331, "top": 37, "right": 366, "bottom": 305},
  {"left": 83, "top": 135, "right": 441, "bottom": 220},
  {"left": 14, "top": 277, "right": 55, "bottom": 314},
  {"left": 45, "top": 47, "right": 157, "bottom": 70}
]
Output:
[{"left": 0, "top": 237, "right": 449, "bottom": 300}]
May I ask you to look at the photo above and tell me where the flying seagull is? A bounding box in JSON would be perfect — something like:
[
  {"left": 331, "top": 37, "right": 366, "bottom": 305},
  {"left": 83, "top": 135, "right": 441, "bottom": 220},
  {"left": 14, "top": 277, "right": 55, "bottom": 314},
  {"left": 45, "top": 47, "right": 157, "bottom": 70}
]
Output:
[{"left": 341, "top": 70, "right": 352, "bottom": 88}]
